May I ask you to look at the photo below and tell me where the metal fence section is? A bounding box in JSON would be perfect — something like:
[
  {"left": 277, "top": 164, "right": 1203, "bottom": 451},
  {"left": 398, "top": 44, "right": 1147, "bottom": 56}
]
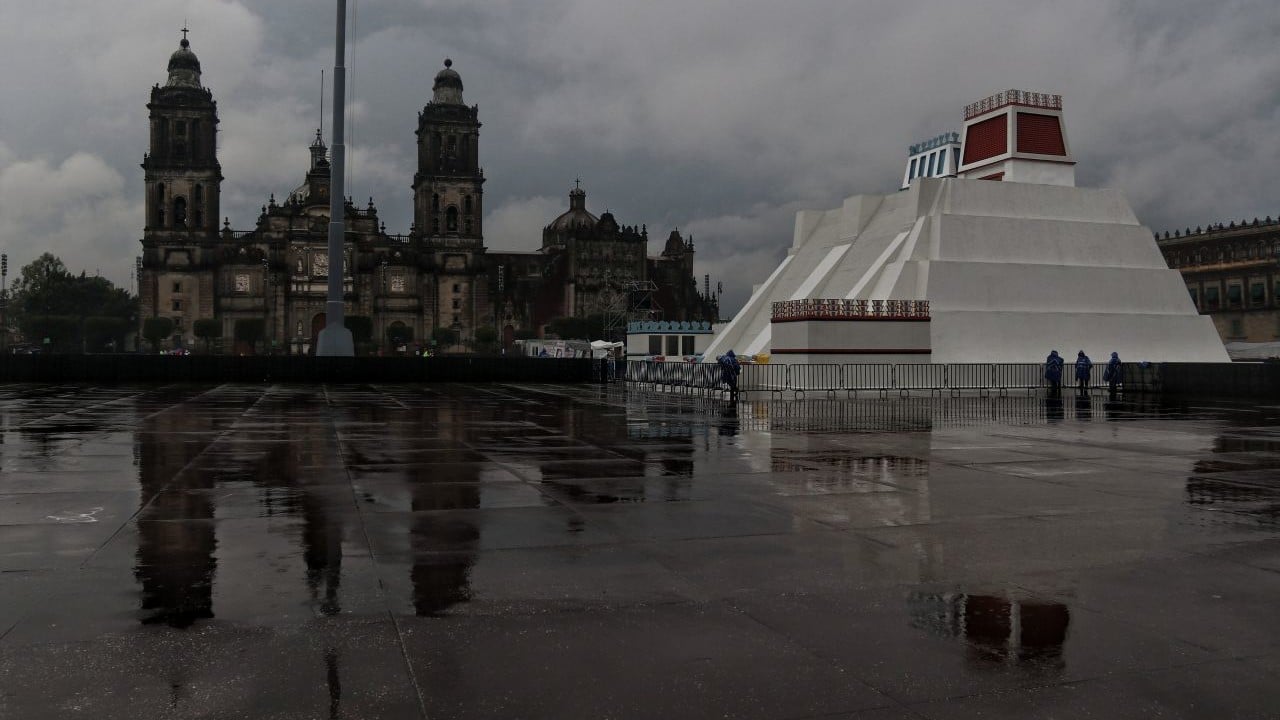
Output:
[
  {"left": 623, "top": 360, "right": 1165, "bottom": 398},
  {"left": 992, "top": 363, "right": 1044, "bottom": 395},
  {"left": 947, "top": 364, "right": 993, "bottom": 396},
  {"left": 788, "top": 364, "right": 844, "bottom": 397},
  {"left": 895, "top": 364, "right": 947, "bottom": 396},
  {"left": 740, "top": 363, "right": 790, "bottom": 399},
  {"left": 843, "top": 363, "right": 895, "bottom": 397}
]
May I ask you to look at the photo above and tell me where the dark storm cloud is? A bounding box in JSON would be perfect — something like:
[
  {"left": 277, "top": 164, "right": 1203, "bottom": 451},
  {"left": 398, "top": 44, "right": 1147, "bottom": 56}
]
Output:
[{"left": 1, "top": 0, "right": 1277, "bottom": 313}]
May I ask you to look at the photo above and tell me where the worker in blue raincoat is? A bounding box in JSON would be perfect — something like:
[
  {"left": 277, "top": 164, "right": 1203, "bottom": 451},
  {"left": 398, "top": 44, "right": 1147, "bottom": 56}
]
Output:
[
  {"left": 718, "top": 349, "right": 741, "bottom": 400},
  {"left": 1044, "top": 350, "right": 1064, "bottom": 394},
  {"left": 1074, "top": 350, "right": 1092, "bottom": 395},
  {"left": 1104, "top": 351, "right": 1123, "bottom": 394}
]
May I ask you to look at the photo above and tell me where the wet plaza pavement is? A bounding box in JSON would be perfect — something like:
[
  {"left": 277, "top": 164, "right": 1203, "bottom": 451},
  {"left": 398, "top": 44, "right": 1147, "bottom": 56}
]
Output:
[{"left": 1, "top": 383, "right": 1279, "bottom": 719}]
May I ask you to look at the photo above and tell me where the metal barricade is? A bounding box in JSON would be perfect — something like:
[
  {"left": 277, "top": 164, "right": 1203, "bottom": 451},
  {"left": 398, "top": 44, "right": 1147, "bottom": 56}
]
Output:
[
  {"left": 668, "top": 362, "right": 696, "bottom": 395},
  {"left": 895, "top": 364, "right": 946, "bottom": 396},
  {"left": 991, "top": 363, "right": 1043, "bottom": 396},
  {"left": 788, "top": 364, "right": 844, "bottom": 397},
  {"left": 1121, "top": 362, "right": 1159, "bottom": 392},
  {"left": 843, "top": 363, "right": 895, "bottom": 398},
  {"left": 690, "top": 362, "right": 723, "bottom": 397},
  {"left": 739, "top": 363, "right": 789, "bottom": 399},
  {"left": 946, "top": 364, "right": 994, "bottom": 396},
  {"left": 1088, "top": 361, "right": 1108, "bottom": 392}
]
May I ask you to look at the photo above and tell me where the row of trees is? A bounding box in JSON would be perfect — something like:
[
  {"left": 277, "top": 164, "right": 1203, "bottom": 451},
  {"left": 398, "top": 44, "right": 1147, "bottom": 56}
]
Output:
[
  {"left": 2, "top": 253, "right": 547, "bottom": 354},
  {"left": 6, "top": 253, "right": 137, "bottom": 352},
  {"left": 139, "top": 315, "right": 505, "bottom": 355}
]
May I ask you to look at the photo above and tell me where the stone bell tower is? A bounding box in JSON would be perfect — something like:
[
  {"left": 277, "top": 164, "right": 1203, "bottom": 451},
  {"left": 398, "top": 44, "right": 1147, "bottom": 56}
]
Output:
[
  {"left": 139, "top": 29, "right": 223, "bottom": 349},
  {"left": 412, "top": 59, "right": 489, "bottom": 346}
]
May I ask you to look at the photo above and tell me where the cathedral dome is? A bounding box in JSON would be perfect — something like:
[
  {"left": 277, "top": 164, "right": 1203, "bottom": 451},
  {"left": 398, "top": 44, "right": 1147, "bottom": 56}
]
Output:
[
  {"left": 166, "top": 36, "right": 203, "bottom": 88},
  {"left": 432, "top": 59, "right": 464, "bottom": 104},
  {"left": 547, "top": 186, "right": 598, "bottom": 232}
]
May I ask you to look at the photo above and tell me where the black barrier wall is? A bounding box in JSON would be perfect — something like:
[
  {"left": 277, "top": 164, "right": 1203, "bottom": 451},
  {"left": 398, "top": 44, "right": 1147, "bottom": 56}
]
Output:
[
  {"left": 0, "top": 355, "right": 595, "bottom": 384},
  {"left": 1160, "top": 362, "right": 1280, "bottom": 399}
]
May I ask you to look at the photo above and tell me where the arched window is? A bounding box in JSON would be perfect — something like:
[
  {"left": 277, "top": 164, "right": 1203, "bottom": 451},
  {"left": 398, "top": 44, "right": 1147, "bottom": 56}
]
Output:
[
  {"left": 446, "top": 206, "right": 458, "bottom": 232},
  {"left": 464, "top": 195, "right": 472, "bottom": 214},
  {"left": 194, "top": 184, "right": 203, "bottom": 203},
  {"left": 432, "top": 193, "right": 440, "bottom": 211},
  {"left": 174, "top": 197, "right": 187, "bottom": 227},
  {"left": 155, "top": 183, "right": 166, "bottom": 226}
]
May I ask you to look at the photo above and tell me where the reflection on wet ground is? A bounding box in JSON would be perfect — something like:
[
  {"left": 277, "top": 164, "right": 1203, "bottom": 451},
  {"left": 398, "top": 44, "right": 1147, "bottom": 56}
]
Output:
[{"left": 1, "top": 385, "right": 1279, "bottom": 718}]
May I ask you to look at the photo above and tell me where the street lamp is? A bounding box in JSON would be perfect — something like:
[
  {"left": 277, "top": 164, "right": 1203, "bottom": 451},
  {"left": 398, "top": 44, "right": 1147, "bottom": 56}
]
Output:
[
  {"left": 0, "top": 253, "right": 7, "bottom": 353},
  {"left": 262, "top": 257, "right": 277, "bottom": 354}
]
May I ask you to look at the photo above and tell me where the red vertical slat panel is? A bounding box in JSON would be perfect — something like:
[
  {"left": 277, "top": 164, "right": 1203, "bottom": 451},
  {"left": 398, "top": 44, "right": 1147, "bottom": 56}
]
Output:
[
  {"left": 1016, "top": 113, "right": 1066, "bottom": 156},
  {"left": 962, "top": 116, "right": 1008, "bottom": 165}
]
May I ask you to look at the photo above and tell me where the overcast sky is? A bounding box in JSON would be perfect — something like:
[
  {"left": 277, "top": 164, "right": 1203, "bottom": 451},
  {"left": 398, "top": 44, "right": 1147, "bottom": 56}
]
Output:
[{"left": 1, "top": 0, "right": 1277, "bottom": 313}]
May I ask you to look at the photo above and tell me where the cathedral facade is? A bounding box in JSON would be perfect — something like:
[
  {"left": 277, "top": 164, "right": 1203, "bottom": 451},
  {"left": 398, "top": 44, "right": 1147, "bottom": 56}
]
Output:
[{"left": 139, "top": 36, "right": 717, "bottom": 354}]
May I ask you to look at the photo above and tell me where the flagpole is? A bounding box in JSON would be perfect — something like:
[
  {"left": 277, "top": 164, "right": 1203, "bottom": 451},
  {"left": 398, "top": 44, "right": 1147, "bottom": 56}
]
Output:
[{"left": 316, "top": 0, "right": 354, "bottom": 356}]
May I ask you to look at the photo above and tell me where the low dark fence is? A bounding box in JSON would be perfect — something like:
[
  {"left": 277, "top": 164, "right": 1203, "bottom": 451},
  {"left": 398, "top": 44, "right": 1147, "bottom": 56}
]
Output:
[
  {"left": 0, "top": 354, "right": 594, "bottom": 384},
  {"left": 1161, "top": 361, "right": 1280, "bottom": 399},
  {"left": 626, "top": 359, "right": 1280, "bottom": 401}
]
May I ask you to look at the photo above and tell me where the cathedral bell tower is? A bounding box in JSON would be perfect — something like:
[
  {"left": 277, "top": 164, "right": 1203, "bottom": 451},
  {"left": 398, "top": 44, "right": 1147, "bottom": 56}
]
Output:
[
  {"left": 139, "top": 30, "right": 223, "bottom": 349},
  {"left": 412, "top": 59, "right": 488, "bottom": 344}
]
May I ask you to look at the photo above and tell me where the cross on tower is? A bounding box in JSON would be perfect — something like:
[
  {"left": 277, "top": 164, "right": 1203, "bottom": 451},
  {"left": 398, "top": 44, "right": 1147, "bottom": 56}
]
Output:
[
  {"left": 574, "top": 176, "right": 581, "bottom": 190},
  {"left": 181, "top": 24, "right": 189, "bottom": 41}
]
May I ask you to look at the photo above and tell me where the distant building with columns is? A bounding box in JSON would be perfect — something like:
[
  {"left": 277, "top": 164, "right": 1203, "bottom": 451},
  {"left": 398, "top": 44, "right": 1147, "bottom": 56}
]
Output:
[{"left": 1156, "top": 217, "right": 1280, "bottom": 344}]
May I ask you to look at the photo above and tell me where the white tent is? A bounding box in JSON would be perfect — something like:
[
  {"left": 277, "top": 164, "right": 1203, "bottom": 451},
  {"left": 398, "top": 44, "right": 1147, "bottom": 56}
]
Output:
[{"left": 590, "top": 340, "right": 623, "bottom": 359}]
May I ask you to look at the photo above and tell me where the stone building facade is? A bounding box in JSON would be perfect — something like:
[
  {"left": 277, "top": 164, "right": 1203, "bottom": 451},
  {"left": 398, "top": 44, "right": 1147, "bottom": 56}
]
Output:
[
  {"left": 139, "top": 36, "right": 717, "bottom": 353},
  {"left": 1156, "top": 217, "right": 1280, "bottom": 343}
]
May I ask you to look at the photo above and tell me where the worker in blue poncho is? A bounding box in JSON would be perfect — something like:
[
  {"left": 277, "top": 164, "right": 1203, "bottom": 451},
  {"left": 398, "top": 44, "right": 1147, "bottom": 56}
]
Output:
[
  {"left": 1044, "top": 350, "right": 1064, "bottom": 394},
  {"left": 1074, "top": 350, "right": 1093, "bottom": 395},
  {"left": 718, "top": 350, "right": 741, "bottom": 400},
  {"left": 1104, "top": 351, "right": 1123, "bottom": 394}
]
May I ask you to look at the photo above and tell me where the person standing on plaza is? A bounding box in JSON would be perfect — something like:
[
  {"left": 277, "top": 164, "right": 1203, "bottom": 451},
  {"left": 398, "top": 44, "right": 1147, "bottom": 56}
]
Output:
[
  {"left": 1044, "top": 350, "right": 1064, "bottom": 394},
  {"left": 1104, "top": 351, "right": 1123, "bottom": 394},
  {"left": 718, "top": 349, "right": 741, "bottom": 400},
  {"left": 1074, "top": 350, "right": 1092, "bottom": 395}
]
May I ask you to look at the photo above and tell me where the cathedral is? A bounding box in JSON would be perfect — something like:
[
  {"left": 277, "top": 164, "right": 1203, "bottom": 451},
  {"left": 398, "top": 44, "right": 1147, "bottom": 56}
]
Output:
[{"left": 139, "top": 34, "right": 718, "bottom": 354}]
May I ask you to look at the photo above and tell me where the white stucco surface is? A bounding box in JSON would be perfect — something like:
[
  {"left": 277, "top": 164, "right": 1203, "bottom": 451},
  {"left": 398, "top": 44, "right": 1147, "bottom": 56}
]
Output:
[{"left": 709, "top": 177, "right": 1229, "bottom": 363}]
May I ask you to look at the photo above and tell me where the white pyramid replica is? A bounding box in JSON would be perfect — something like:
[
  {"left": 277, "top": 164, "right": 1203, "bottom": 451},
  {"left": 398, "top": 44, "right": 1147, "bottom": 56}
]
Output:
[{"left": 705, "top": 90, "right": 1228, "bottom": 363}]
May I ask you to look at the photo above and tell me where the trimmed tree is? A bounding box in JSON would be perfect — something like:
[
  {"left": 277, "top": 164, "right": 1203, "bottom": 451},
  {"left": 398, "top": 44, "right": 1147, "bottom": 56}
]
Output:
[
  {"left": 473, "top": 325, "right": 498, "bottom": 354},
  {"left": 83, "top": 316, "right": 130, "bottom": 352},
  {"left": 387, "top": 323, "right": 413, "bottom": 346},
  {"left": 142, "top": 317, "right": 174, "bottom": 352},
  {"left": 233, "top": 318, "right": 266, "bottom": 354},
  {"left": 193, "top": 319, "right": 221, "bottom": 353},
  {"left": 431, "top": 326, "right": 459, "bottom": 352},
  {"left": 344, "top": 315, "right": 373, "bottom": 343}
]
